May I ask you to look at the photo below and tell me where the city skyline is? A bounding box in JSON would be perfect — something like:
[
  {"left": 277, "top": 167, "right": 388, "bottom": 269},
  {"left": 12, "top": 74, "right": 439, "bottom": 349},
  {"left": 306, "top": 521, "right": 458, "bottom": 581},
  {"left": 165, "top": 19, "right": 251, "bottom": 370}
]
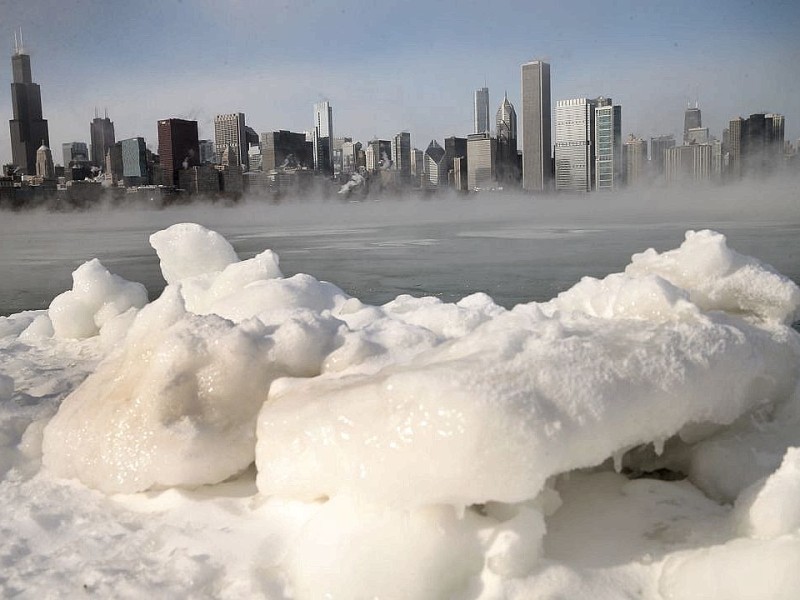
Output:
[{"left": 1, "top": 0, "right": 800, "bottom": 167}]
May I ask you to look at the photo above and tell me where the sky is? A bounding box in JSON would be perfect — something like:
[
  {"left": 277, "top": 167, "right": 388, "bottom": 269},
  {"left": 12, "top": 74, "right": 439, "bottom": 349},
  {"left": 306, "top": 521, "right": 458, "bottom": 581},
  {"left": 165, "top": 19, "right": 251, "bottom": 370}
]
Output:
[{"left": 1, "top": 0, "right": 799, "bottom": 165}]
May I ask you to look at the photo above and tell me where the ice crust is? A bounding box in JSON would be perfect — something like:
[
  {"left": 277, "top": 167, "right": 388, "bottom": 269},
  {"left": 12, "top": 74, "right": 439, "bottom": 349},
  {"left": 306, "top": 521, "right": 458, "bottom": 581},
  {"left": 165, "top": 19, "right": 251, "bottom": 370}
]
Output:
[{"left": 18, "top": 224, "right": 800, "bottom": 597}]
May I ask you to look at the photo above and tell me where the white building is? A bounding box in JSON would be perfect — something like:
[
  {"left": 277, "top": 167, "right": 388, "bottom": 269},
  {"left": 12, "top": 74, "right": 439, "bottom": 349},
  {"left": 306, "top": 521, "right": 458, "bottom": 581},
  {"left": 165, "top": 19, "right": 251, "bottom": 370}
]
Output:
[
  {"left": 555, "top": 98, "right": 597, "bottom": 192},
  {"left": 214, "top": 113, "right": 247, "bottom": 170},
  {"left": 467, "top": 132, "right": 497, "bottom": 190}
]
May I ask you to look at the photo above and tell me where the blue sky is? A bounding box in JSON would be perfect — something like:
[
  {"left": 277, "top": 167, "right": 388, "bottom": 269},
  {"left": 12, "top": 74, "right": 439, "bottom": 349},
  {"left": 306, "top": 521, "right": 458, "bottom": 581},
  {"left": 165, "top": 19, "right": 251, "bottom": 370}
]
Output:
[{"left": 1, "top": 0, "right": 799, "bottom": 165}]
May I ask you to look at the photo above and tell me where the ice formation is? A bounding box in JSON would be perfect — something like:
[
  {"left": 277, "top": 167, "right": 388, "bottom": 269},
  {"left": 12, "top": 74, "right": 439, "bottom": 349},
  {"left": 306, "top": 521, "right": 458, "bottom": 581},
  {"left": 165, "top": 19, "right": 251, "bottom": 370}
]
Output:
[
  {"left": 3, "top": 224, "right": 800, "bottom": 598},
  {"left": 47, "top": 258, "right": 148, "bottom": 339}
]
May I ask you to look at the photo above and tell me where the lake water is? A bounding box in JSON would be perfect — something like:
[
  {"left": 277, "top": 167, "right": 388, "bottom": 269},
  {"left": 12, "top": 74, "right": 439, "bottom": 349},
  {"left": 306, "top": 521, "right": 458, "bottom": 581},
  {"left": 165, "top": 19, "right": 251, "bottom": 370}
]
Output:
[{"left": 2, "top": 190, "right": 799, "bottom": 316}]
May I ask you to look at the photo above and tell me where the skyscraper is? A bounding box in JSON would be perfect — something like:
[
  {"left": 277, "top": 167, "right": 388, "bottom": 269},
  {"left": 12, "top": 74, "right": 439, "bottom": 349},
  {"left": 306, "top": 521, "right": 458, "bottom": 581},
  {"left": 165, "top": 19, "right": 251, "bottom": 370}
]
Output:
[
  {"left": 649, "top": 134, "right": 676, "bottom": 175},
  {"left": 521, "top": 60, "right": 551, "bottom": 192},
  {"left": 8, "top": 32, "right": 49, "bottom": 175},
  {"left": 474, "top": 87, "right": 490, "bottom": 134},
  {"left": 467, "top": 132, "right": 497, "bottom": 190},
  {"left": 735, "top": 113, "right": 785, "bottom": 176},
  {"left": 391, "top": 132, "right": 411, "bottom": 180},
  {"left": 214, "top": 113, "right": 247, "bottom": 170},
  {"left": 62, "top": 142, "right": 89, "bottom": 167},
  {"left": 623, "top": 136, "right": 648, "bottom": 187},
  {"left": 90, "top": 110, "right": 116, "bottom": 167},
  {"left": 496, "top": 92, "right": 519, "bottom": 185},
  {"left": 423, "top": 140, "right": 446, "bottom": 188},
  {"left": 157, "top": 118, "right": 199, "bottom": 186},
  {"left": 261, "top": 130, "right": 313, "bottom": 171},
  {"left": 313, "top": 101, "right": 334, "bottom": 174},
  {"left": 594, "top": 100, "right": 622, "bottom": 191},
  {"left": 120, "top": 137, "right": 148, "bottom": 186},
  {"left": 555, "top": 98, "right": 597, "bottom": 192},
  {"left": 683, "top": 104, "right": 702, "bottom": 144}
]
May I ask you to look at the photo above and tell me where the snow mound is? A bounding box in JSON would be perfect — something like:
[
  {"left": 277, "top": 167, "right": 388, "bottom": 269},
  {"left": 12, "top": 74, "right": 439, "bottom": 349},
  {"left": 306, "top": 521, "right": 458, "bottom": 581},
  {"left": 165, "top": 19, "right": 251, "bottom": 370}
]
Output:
[
  {"left": 659, "top": 536, "right": 800, "bottom": 600},
  {"left": 41, "top": 286, "right": 342, "bottom": 494},
  {"left": 734, "top": 447, "right": 800, "bottom": 539},
  {"left": 256, "top": 231, "right": 800, "bottom": 508},
  {"left": 626, "top": 229, "right": 800, "bottom": 323},
  {"left": 47, "top": 259, "right": 148, "bottom": 339},
  {"left": 149, "top": 223, "right": 239, "bottom": 285}
]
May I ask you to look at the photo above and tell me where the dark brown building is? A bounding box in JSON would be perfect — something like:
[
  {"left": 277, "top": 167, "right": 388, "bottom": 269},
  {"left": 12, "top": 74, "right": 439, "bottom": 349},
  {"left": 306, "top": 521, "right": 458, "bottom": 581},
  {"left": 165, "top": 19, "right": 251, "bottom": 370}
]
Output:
[
  {"left": 9, "top": 49, "right": 49, "bottom": 175},
  {"left": 157, "top": 119, "right": 199, "bottom": 186}
]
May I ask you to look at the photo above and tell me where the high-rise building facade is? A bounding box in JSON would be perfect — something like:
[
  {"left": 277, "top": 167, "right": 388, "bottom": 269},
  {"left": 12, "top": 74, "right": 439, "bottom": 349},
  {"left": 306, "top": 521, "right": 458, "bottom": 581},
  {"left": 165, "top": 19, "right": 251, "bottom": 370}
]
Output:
[
  {"left": 391, "top": 132, "right": 411, "bottom": 179},
  {"left": 725, "top": 113, "right": 785, "bottom": 179},
  {"left": 62, "top": 142, "right": 89, "bottom": 167},
  {"left": 445, "top": 136, "right": 467, "bottom": 180},
  {"left": 9, "top": 37, "right": 50, "bottom": 175},
  {"left": 467, "top": 132, "right": 497, "bottom": 190},
  {"left": 90, "top": 112, "right": 115, "bottom": 167},
  {"left": 650, "top": 134, "right": 676, "bottom": 175},
  {"left": 35, "top": 144, "right": 54, "bottom": 180},
  {"left": 521, "top": 61, "right": 551, "bottom": 192},
  {"left": 474, "top": 87, "right": 490, "bottom": 134},
  {"left": 313, "top": 101, "right": 334, "bottom": 174},
  {"left": 623, "top": 136, "right": 648, "bottom": 187},
  {"left": 665, "top": 143, "right": 712, "bottom": 184},
  {"left": 683, "top": 104, "right": 702, "bottom": 144},
  {"left": 555, "top": 97, "right": 597, "bottom": 192},
  {"left": 411, "top": 148, "right": 425, "bottom": 185},
  {"left": 261, "top": 130, "right": 313, "bottom": 171},
  {"left": 423, "top": 140, "right": 447, "bottom": 188},
  {"left": 496, "top": 92, "right": 519, "bottom": 185},
  {"left": 157, "top": 118, "right": 199, "bottom": 186},
  {"left": 214, "top": 113, "right": 247, "bottom": 170},
  {"left": 341, "top": 140, "right": 362, "bottom": 175},
  {"left": 594, "top": 100, "right": 622, "bottom": 191},
  {"left": 198, "top": 139, "right": 216, "bottom": 164},
  {"left": 120, "top": 137, "right": 148, "bottom": 185}
]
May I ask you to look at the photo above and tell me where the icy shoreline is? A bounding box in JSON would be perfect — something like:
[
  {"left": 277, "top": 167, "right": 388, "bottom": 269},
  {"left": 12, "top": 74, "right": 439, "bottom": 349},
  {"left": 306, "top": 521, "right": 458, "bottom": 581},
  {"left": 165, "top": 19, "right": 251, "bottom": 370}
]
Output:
[{"left": 2, "top": 223, "right": 800, "bottom": 598}]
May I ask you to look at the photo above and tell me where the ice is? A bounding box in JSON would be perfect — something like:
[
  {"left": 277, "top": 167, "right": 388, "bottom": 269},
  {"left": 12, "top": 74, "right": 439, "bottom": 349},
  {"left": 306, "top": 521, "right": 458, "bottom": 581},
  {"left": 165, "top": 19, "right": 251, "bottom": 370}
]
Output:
[
  {"left": 734, "top": 447, "right": 800, "bottom": 538},
  {"left": 626, "top": 229, "right": 800, "bottom": 324},
  {"left": 255, "top": 299, "right": 799, "bottom": 507},
  {"left": 41, "top": 286, "right": 341, "bottom": 493},
  {"left": 149, "top": 223, "right": 239, "bottom": 285},
  {"left": 282, "top": 497, "right": 486, "bottom": 600},
  {"left": 659, "top": 536, "right": 800, "bottom": 600},
  {"left": 5, "top": 224, "right": 800, "bottom": 597},
  {"left": 46, "top": 258, "right": 148, "bottom": 339}
]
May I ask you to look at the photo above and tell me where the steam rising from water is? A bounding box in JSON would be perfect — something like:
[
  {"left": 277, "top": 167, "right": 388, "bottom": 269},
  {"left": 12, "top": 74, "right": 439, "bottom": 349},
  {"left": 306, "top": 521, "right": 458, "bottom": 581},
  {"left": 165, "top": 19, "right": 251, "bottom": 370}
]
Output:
[{"left": 1, "top": 178, "right": 799, "bottom": 316}]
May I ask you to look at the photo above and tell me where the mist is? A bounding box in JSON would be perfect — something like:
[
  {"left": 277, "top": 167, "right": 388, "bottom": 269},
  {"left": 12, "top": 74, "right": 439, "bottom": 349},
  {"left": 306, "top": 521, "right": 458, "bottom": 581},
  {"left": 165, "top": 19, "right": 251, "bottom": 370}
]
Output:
[{"left": 2, "top": 175, "right": 798, "bottom": 317}]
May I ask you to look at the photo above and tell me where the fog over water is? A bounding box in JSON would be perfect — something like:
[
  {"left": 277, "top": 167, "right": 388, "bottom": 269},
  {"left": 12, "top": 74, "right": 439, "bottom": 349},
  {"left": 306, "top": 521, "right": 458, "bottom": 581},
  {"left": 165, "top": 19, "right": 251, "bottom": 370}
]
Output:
[{"left": 1, "top": 180, "right": 799, "bottom": 316}]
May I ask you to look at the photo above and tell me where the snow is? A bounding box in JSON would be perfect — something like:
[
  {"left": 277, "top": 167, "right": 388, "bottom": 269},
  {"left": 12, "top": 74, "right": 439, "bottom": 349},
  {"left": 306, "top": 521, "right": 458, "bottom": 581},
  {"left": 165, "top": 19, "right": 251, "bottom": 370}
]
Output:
[{"left": 2, "top": 224, "right": 800, "bottom": 598}]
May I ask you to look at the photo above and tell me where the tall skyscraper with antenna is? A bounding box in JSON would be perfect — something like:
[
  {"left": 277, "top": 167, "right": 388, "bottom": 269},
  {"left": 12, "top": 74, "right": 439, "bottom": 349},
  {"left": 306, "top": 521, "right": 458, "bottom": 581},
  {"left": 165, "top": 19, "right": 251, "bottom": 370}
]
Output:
[
  {"left": 684, "top": 103, "right": 702, "bottom": 144},
  {"left": 90, "top": 108, "right": 116, "bottom": 168},
  {"left": 8, "top": 29, "right": 50, "bottom": 175}
]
